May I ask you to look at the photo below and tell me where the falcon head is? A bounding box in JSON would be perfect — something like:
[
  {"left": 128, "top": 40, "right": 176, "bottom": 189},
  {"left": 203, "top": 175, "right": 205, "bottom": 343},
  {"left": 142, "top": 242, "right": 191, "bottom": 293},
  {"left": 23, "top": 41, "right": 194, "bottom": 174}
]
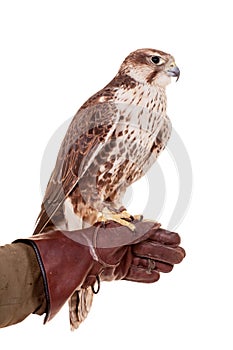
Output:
[{"left": 120, "top": 48, "right": 180, "bottom": 87}]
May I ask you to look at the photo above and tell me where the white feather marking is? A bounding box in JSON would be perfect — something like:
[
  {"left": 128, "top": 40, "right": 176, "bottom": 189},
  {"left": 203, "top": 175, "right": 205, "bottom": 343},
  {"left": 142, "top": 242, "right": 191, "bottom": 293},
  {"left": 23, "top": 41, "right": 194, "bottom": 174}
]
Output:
[
  {"left": 98, "top": 96, "right": 106, "bottom": 102},
  {"left": 154, "top": 72, "right": 171, "bottom": 87},
  {"left": 64, "top": 197, "right": 83, "bottom": 230},
  {"left": 99, "top": 165, "right": 105, "bottom": 173}
]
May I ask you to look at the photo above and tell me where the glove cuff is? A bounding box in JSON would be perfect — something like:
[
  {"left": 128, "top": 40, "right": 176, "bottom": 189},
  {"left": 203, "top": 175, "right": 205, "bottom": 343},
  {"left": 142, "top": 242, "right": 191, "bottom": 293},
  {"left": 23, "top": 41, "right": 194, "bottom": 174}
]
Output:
[{"left": 14, "top": 230, "right": 93, "bottom": 323}]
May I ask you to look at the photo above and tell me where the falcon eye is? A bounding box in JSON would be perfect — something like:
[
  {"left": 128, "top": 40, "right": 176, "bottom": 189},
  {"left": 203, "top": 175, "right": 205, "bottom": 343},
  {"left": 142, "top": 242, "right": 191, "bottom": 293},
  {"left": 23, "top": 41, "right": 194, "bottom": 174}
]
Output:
[{"left": 151, "top": 56, "right": 164, "bottom": 65}]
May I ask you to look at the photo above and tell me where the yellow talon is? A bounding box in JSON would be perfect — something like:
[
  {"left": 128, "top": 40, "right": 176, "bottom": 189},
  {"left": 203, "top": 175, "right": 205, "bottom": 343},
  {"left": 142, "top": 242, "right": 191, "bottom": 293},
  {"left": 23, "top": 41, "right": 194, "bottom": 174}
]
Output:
[{"left": 97, "top": 209, "right": 136, "bottom": 231}]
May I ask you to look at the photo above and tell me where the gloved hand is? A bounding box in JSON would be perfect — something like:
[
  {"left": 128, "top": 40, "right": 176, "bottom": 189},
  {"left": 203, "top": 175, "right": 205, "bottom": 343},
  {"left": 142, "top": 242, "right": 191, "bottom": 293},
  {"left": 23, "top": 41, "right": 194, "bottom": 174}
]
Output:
[
  {"left": 97, "top": 221, "right": 185, "bottom": 284},
  {"left": 16, "top": 220, "right": 185, "bottom": 323}
]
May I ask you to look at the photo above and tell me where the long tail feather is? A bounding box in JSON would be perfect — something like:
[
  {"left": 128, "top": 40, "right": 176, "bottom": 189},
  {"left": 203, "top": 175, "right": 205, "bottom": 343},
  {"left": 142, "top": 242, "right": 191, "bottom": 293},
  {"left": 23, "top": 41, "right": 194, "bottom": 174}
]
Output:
[{"left": 69, "top": 287, "right": 94, "bottom": 330}]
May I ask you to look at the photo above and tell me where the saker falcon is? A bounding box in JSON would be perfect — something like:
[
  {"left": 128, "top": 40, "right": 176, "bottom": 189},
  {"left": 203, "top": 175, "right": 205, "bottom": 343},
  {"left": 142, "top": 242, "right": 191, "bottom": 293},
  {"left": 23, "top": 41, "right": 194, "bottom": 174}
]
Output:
[{"left": 33, "top": 48, "right": 180, "bottom": 329}]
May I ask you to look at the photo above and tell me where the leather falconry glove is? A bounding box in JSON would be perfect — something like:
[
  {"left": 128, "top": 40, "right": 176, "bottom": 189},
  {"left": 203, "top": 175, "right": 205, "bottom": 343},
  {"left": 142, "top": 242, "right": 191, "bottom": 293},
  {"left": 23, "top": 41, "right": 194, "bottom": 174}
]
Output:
[{"left": 15, "top": 220, "right": 185, "bottom": 325}]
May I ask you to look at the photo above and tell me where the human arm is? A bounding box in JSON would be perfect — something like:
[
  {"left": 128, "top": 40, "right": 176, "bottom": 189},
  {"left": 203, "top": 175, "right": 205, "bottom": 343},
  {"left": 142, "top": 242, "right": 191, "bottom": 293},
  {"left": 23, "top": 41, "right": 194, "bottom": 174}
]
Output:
[{"left": 0, "top": 221, "right": 185, "bottom": 328}]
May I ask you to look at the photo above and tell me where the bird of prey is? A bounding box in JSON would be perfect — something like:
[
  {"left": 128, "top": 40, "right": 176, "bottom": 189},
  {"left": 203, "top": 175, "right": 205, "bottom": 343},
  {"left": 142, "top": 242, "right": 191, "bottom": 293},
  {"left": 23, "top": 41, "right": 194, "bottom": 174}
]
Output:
[{"left": 33, "top": 48, "right": 180, "bottom": 330}]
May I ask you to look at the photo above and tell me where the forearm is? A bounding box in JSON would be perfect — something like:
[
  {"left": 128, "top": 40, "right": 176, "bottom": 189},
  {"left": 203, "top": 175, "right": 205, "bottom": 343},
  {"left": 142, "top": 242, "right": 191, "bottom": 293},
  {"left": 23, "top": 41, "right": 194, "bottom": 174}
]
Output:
[{"left": 0, "top": 243, "right": 46, "bottom": 328}]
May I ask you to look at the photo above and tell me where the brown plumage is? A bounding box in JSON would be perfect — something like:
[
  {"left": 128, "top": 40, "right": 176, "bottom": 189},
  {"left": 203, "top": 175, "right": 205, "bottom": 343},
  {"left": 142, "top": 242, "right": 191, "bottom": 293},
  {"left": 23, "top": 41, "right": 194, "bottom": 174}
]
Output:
[{"left": 34, "top": 48, "right": 180, "bottom": 329}]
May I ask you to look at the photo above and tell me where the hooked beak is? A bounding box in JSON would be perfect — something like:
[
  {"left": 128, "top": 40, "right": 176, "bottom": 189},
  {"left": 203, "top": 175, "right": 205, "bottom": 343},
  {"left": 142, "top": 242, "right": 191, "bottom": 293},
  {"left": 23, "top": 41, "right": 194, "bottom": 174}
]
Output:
[{"left": 167, "top": 65, "right": 180, "bottom": 81}]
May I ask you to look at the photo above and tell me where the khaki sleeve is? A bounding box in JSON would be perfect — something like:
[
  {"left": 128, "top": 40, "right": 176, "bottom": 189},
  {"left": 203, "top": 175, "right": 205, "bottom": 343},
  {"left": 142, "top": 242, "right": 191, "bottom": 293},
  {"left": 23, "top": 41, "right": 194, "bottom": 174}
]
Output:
[{"left": 0, "top": 242, "right": 46, "bottom": 328}]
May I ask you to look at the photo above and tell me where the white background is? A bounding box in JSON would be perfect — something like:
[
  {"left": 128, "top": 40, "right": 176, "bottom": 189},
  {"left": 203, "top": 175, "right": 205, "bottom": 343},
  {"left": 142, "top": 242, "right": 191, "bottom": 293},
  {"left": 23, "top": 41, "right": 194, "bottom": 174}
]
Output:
[{"left": 0, "top": 0, "right": 232, "bottom": 348}]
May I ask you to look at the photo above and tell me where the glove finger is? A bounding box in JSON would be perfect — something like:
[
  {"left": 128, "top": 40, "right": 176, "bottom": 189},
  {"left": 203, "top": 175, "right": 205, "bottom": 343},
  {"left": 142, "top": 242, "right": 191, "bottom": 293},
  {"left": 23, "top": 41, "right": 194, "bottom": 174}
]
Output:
[
  {"left": 125, "top": 265, "right": 160, "bottom": 283},
  {"left": 133, "top": 242, "right": 185, "bottom": 265},
  {"left": 147, "top": 228, "right": 181, "bottom": 247},
  {"left": 133, "top": 256, "right": 174, "bottom": 273}
]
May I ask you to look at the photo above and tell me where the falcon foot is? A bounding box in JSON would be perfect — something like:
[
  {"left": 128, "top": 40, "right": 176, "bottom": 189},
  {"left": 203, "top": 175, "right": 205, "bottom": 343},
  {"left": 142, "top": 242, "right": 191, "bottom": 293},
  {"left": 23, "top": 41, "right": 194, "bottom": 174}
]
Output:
[{"left": 97, "top": 209, "right": 142, "bottom": 231}]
